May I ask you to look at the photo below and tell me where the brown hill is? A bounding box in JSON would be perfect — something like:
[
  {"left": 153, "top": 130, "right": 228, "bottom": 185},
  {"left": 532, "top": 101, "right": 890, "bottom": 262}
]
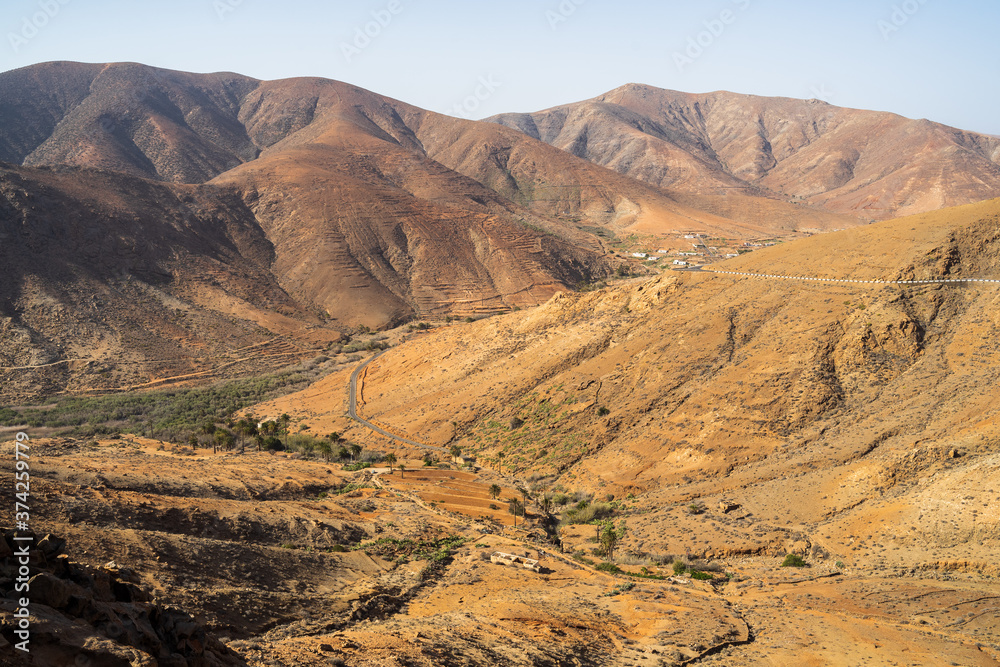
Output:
[
  {"left": 354, "top": 197, "right": 1000, "bottom": 503},
  {"left": 0, "top": 62, "right": 859, "bottom": 238},
  {"left": 0, "top": 63, "right": 619, "bottom": 378},
  {"left": 0, "top": 163, "right": 340, "bottom": 401},
  {"left": 0, "top": 61, "right": 260, "bottom": 183},
  {"left": 396, "top": 107, "right": 856, "bottom": 237},
  {"left": 208, "top": 77, "right": 615, "bottom": 327},
  {"left": 237, "top": 199, "right": 1000, "bottom": 665},
  {"left": 487, "top": 84, "right": 1000, "bottom": 220},
  {"left": 6, "top": 201, "right": 998, "bottom": 665}
]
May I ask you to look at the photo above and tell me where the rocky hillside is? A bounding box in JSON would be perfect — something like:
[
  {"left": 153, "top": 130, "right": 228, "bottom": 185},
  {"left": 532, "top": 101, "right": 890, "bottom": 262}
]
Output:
[
  {"left": 233, "top": 198, "right": 1000, "bottom": 665},
  {"left": 0, "top": 527, "right": 245, "bottom": 666},
  {"left": 0, "top": 162, "right": 346, "bottom": 401},
  {"left": 346, "top": 198, "right": 1000, "bottom": 572},
  {"left": 0, "top": 64, "right": 619, "bottom": 395},
  {"left": 2, "top": 61, "right": 998, "bottom": 399},
  {"left": 488, "top": 83, "right": 1000, "bottom": 220}
]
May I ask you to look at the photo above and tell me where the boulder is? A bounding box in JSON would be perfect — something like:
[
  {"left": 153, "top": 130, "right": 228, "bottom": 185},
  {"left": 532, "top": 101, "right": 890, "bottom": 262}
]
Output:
[{"left": 28, "top": 572, "right": 72, "bottom": 609}]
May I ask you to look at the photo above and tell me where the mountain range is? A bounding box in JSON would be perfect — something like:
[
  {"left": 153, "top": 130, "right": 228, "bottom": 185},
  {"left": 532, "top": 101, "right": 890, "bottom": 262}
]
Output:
[
  {"left": 2, "top": 61, "right": 999, "bottom": 398},
  {"left": 4, "top": 61, "right": 1000, "bottom": 666}
]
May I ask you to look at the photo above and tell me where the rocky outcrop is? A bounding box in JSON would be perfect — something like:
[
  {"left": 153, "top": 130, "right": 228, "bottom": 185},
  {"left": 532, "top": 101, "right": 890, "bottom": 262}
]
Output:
[{"left": 0, "top": 529, "right": 246, "bottom": 666}]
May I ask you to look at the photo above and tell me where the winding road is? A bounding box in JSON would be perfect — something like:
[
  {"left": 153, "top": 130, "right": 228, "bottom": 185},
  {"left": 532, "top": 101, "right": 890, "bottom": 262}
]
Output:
[
  {"left": 348, "top": 350, "right": 445, "bottom": 451},
  {"left": 682, "top": 266, "right": 1000, "bottom": 285}
]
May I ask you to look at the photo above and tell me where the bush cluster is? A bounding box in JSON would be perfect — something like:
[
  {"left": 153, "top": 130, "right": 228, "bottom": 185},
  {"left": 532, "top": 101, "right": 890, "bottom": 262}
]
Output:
[
  {"left": 560, "top": 501, "right": 615, "bottom": 525},
  {"left": 0, "top": 370, "right": 312, "bottom": 442}
]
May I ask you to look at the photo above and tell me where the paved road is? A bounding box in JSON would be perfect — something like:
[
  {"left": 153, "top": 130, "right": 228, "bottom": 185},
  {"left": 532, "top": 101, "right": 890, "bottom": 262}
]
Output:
[
  {"left": 677, "top": 266, "right": 1000, "bottom": 285},
  {"left": 348, "top": 350, "right": 445, "bottom": 452}
]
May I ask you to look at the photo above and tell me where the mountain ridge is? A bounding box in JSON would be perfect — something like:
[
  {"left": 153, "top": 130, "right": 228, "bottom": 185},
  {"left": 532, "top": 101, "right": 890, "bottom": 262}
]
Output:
[{"left": 487, "top": 82, "right": 1000, "bottom": 220}]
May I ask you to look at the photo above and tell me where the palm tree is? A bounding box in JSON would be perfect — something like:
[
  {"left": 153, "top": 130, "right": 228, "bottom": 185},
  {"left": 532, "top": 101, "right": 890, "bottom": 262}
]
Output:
[
  {"left": 489, "top": 484, "right": 502, "bottom": 500},
  {"left": 384, "top": 453, "right": 397, "bottom": 472},
  {"left": 600, "top": 521, "right": 626, "bottom": 561},
  {"left": 279, "top": 414, "right": 291, "bottom": 448},
  {"left": 260, "top": 421, "right": 278, "bottom": 450},
  {"left": 508, "top": 498, "right": 523, "bottom": 527},
  {"left": 235, "top": 419, "right": 256, "bottom": 454},
  {"left": 449, "top": 444, "right": 462, "bottom": 459},
  {"left": 540, "top": 494, "right": 552, "bottom": 514},
  {"left": 497, "top": 451, "right": 504, "bottom": 473},
  {"left": 214, "top": 429, "right": 234, "bottom": 452},
  {"left": 398, "top": 463, "right": 406, "bottom": 479},
  {"left": 317, "top": 440, "right": 333, "bottom": 462},
  {"left": 349, "top": 443, "right": 362, "bottom": 461}
]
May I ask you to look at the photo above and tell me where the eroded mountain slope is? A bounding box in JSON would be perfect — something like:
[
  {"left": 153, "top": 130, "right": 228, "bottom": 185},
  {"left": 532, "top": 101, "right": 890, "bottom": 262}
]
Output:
[
  {"left": 0, "top": 163, "right": 338, "bottom": 401},
  {"left": 350, "top": 198, "right": 1000, "bottom": 574},
  {"left": 488, "top": 84, "right": 1000, "bottom": 220}
]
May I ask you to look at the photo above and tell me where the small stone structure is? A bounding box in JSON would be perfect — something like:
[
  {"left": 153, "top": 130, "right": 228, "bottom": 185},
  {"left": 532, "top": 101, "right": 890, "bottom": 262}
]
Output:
[
  {"left": 718, "top": 500, "right": 741, "bottom": 513},
  {"left": 490, "top": 551, "right": 541, "bottom": 572}
]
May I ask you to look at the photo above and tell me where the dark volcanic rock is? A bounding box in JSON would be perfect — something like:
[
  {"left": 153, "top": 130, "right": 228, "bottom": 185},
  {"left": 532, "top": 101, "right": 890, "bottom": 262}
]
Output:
[{"left": 0, "top": 529, "right": 246, "bottom": 666}]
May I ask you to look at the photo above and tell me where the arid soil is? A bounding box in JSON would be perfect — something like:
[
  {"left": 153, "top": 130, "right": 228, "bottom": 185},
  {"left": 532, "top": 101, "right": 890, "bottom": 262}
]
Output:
[
  {"left": 252, "top": 199, "right": 1000, "bottom": 664},
  {"left": 488, "top": 83, "right": 1000, "bottom": 221},
  {"left": 1, "top": 438, "right": 751, "bottom": 666},
  {"left": 1, "top": 76, "right": 1000, "bottom": 664},
  {"left": 4, "top": 416, "right": 998, "bottom": 666},
  {"left": 4, "top": 61, "right": 999, "bottom": 398}
]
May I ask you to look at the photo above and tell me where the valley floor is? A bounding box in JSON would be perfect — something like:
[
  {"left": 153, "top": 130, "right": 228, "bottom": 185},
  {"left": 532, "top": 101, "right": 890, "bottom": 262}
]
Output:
[{"left": 3, "top": 435, "right": 998, "bottom": 666}]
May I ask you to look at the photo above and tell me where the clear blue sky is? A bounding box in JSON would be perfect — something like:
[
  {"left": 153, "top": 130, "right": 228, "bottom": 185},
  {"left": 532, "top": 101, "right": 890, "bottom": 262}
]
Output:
[{"left": 3, "top": 0, "right": 998, "bottom": 134}]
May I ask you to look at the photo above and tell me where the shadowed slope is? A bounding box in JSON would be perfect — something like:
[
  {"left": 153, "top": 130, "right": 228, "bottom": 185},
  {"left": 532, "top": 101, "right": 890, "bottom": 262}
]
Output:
[{"left": 0, "top": 163, "right": 337, "bottom": 400}]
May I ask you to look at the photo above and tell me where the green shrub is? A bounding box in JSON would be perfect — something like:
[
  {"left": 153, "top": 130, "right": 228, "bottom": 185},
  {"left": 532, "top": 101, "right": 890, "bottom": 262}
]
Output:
[
  {"left": 597, "top": 406, "right": 610, "bottom": 417},
  {"left": 0, "top": 368, "right": 321, "bottom": 443},
  {"left": 601, "top": 582, "right": 635, "bottom": 597},
  {"left": 781, "top": 554, "right": 808, "bottom": 568},
  {"left": 691, "top": 570, "right": 713, "bottom": 581},
  {"left": 561, "top": 502, "right": 615, "bottom": 525},
  {"left": 672, "top": 560, "right": 687, "bottom": 575},
  {"left": 595, "top": 562, "right": 623, "bottom": 574}
]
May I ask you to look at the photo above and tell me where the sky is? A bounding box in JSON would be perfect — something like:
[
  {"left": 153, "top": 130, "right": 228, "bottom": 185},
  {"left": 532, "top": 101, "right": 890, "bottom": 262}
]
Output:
[{"left": 2, "top": 0, "right": 998, "bottom": 134}]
